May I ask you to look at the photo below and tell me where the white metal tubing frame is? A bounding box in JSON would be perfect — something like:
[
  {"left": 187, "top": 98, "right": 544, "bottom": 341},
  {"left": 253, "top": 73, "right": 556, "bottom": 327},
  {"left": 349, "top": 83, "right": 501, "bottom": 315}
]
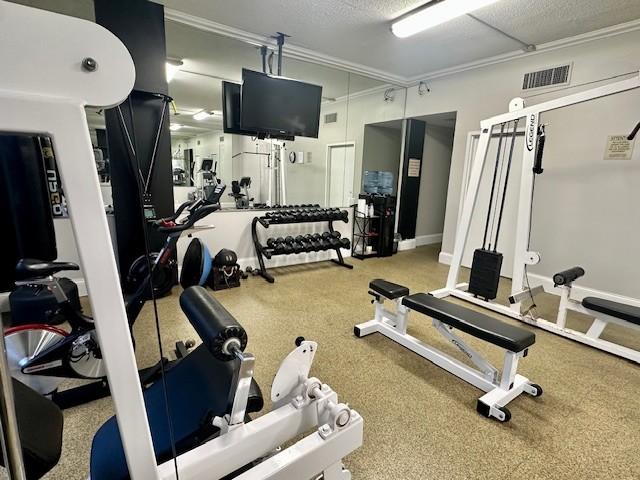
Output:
[
  {"left": 0, "top": 3, "right": 159, "bottom": 478},
  {"left": 157, "top": 381, "right": 363, "bottom": 480},
  {"left": 432, "top": 72, "right": 640, "bottom": 362},
  {"left": 356, "top": 297, "right": 538, "bottom": 421},
  {"left": 1, "top": 6, "right": 363, "bottom": 479}
]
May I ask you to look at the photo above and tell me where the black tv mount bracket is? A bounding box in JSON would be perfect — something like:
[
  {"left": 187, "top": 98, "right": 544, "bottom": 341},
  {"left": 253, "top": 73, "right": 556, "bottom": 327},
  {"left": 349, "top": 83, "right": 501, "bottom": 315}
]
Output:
[{"left": 271, "top": 32, "right": 290, "bottom": 76}]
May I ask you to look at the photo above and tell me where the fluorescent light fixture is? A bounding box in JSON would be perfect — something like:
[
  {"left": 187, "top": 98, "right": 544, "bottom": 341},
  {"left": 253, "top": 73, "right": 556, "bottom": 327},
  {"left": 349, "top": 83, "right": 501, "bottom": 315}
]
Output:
[
  {"left": 193, "top": 110, "right": 223, "bottom": 121},
  {"left": 169, "top": 124, "right": 183, "bottom": 131},
  {"left": 193, "top": 110, "right": 211, "bottom": 121},
  {"left": 166, "top": 59, "right": 184, "bottom": 83},
  {"left": 391, "top": 0, "right": 501, "bottom": 38}
]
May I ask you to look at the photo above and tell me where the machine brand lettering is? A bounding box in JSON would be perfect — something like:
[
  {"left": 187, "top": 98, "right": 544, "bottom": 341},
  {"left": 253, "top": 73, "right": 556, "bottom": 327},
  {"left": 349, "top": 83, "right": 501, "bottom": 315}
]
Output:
[
  {"left": 24, "top": 360, "right": 63, "bottom": 373},
  {"left": 526, "top": 114, "right": 536, "bottom": 151}
]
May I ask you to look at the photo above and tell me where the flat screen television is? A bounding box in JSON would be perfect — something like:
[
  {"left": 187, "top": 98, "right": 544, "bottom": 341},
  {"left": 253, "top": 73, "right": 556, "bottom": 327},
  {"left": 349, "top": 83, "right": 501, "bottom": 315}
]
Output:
[
  {"left": 240, "top": 69, "right": 322, "bottom": 138},
  {"left": 222, "top": 81, "right": 294, "bottom": 141}
]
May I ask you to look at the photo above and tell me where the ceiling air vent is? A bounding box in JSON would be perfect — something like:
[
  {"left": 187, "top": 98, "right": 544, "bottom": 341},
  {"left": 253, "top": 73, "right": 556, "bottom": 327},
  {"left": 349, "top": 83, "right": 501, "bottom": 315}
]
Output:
[
  {"left": 522, "top": 63, "right": 572, "bottom": 90},
  {"left": 324, "top": 112, "right": 338, "bottom": 124}
]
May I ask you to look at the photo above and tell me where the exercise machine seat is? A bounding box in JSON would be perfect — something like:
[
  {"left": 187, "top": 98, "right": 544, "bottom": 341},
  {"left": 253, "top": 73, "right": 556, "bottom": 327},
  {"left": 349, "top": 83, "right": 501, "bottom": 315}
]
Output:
[
  {"left": 90, "top": 344, "right": 264, "bottom": 480},
  {"left": 0, "top": 379, "right": 63, "bottom": 479},
  {"left": 582, "top": 297, "right": 640, "bottom": 326},
  {"left": 15, "top": 258, "right": 79, "bottom": 280},
  {"left": 369, "top": 279, "right": 409, "bottom": 300},
  {"left": 402, "top": 293, "right": 535, "bottom": 352}
]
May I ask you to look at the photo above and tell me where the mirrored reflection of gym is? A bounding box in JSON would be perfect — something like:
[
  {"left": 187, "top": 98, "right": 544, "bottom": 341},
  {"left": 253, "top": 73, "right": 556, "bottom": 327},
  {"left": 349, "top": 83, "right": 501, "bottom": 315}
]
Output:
[{"left": 1, "top": 0, "right": 639, "bottom": 479}]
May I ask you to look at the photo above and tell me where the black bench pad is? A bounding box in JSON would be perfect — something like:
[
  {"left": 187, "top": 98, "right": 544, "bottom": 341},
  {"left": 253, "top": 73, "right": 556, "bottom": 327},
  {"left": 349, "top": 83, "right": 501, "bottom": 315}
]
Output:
[
  {"left": 582, "top": 297, "right": 640, "bottom": 326},
  {"left": 402, "top": 293, "right": 536, "bottom": 352},
  {"left": 370, "top": 279, "right": 409, "bottom": 300}
]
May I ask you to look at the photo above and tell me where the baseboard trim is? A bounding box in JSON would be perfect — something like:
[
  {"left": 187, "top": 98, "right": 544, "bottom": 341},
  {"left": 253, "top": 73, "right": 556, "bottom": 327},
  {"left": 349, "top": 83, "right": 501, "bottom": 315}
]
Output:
[
  {"left": 430, "top": 257, "right": 640, "bottom": 307},
  {"left": 398, "top": 239, "right": 416, "bottom": 251},
  {"left": 438, "top": 251, "right": 453, "bottom": 265},
  {"left": 527, "top": 273, "right": 640, "bottom": 306},
  {"left": 415, "top": 233, "right": 443, "bottom": 247}
]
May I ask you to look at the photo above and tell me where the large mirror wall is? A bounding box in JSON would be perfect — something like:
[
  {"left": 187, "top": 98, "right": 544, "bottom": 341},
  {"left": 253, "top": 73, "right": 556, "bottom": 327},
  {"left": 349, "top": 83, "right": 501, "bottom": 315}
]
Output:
[{"left": 80, "top": 10, "right": 408, "bottom": 212}]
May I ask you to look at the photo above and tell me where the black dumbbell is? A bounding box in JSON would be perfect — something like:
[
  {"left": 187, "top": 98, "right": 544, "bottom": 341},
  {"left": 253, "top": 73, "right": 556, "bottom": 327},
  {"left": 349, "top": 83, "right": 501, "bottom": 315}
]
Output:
[
  {"left": 339, "top": 238, "right": 350, "bottom": 249},
  {"left": 295, "top": 235, "right": 312, "bottom": 252},
  {"left": 322, "top": 232, "right": 341, "bottom": 248},
  {"left": 306, "top": 237, "right": 319, "bottom": 252},
  {"left": 267, "top": 237, "right": 278, "bottom": 248}
]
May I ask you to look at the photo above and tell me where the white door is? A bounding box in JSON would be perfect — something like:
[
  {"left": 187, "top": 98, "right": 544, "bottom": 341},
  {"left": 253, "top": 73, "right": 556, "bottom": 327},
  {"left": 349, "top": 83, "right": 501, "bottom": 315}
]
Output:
[{"left": 327, "top": 144, "right": 355, "bottom": 207}]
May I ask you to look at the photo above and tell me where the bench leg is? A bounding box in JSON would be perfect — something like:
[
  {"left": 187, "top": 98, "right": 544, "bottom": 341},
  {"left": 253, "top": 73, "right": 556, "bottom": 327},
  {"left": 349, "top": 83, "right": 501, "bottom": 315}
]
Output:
[
  {"left": 355, "top": 298, "right": 407, "bottom": 337},
  {"left": 477, "top": 350, "right": 542, "bottom": 422},
  {"left": 586, "top": 318, "right": 607, "bottom": 339},
  {"left": 321, "top": 462, "right": 351, "bottom": 480}
]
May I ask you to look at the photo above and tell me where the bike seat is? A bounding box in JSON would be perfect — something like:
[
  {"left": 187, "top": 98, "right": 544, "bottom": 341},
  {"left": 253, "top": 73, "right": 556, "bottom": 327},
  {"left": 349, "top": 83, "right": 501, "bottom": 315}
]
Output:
[{"left": 15, "top": 259, "right": 80, "bottom": 280}]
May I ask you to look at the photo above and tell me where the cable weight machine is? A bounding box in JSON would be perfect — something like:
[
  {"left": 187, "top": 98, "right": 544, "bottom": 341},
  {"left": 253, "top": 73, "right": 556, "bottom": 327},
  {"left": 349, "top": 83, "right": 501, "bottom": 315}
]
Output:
[{"left": 468, "top": 119, "right": 519, "bottom": 301}]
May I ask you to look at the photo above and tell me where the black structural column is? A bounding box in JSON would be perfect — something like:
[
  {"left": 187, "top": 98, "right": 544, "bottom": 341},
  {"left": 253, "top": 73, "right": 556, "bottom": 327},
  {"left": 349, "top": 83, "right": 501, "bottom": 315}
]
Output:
[
  {"left": 94, "top": 0, "right": 174, "bottom": 275},
  {"left": 397, "top": 119, "right": 426, "bottom": 240}
]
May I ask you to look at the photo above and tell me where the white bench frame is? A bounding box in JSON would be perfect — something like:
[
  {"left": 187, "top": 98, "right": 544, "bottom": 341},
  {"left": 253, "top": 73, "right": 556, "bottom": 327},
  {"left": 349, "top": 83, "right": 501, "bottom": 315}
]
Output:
[
  {"left": 355, "top": 292, "right": 541, "bottom": 422},
  {"left": 551, "top": 281, "right": 640, "bottom": 363}
]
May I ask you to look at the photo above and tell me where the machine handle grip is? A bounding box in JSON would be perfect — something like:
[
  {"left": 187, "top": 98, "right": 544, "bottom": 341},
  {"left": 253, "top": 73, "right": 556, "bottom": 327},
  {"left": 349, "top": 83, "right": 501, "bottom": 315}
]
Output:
[{"left": 533, "top": 126, "right": 545, "bottom": 175}]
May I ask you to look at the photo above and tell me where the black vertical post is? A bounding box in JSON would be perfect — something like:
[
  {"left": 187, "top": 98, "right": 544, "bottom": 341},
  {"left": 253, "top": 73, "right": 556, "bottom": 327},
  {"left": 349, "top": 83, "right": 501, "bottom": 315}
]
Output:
[
  {"left": 94, "top": 0, "right": 174, "bottom": 276},
  {"left": 397, "top": 119, "right": 426, "bottom": 240}
]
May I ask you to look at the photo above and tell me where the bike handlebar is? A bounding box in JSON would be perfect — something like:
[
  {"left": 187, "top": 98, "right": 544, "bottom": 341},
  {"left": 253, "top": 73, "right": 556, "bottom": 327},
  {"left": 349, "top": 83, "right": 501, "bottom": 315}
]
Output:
[{"left": 155, "top": 201, "right": 220, "bottom": 233}]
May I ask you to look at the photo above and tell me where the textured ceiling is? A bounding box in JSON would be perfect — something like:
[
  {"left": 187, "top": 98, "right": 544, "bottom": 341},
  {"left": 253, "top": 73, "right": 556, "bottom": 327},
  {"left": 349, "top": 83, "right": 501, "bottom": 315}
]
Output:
[
  {"left": 165, "top": 20, "right": 384, "bottom": 134},
  {"left": 158, "top": 0, "right": 640, "bottom": 78}
]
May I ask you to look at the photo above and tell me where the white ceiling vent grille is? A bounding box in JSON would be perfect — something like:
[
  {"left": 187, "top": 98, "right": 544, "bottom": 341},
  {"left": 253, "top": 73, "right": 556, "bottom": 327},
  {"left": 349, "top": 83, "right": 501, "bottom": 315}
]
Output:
[
  {"left": 522, "top": 64, "right": 572, "bottom": 90},
  {"left": 324, "top": 112, "right": 338, "bottom": 124}
]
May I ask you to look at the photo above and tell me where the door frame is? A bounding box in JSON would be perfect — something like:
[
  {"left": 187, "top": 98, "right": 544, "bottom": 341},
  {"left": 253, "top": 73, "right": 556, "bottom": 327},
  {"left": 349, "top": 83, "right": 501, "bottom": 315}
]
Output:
[{"left": 324, "top": 141, "right": 356, "bottom": 207}]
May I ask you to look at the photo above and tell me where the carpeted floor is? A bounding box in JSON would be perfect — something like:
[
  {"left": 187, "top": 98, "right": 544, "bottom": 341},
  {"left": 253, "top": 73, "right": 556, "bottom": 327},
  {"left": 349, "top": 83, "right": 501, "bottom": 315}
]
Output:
[{"left": 9, "top": 245, "right": 640, "bottom": 479}]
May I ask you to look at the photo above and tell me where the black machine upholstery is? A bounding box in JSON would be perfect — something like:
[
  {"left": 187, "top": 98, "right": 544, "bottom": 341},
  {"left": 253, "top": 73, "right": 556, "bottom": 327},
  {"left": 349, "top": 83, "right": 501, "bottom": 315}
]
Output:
[
  {"left": 582, "top": 297, "right": 640, "bottom": 326},
  {"left": 90, "top": 344, "right": 264, "bottom": 480},
  {"left": 15, "top": 259, "right": 79, "bottom": 281},
  {"left": 91, "top": 287, "right": 264, "bottom": 480},
  {"left": 0, "top": 379, "right": 63, "bottom": 479},
  {"left": 553, "top": 266, "right": 585, "bottom": 286},
  {"left": 180, "top": 286, "right": 248, "bottom": 362},
  {"left": 402, "top": 293, "right": 536, "bottom": 352},
  {"left": 369, "top": 279, "right": 410, "bottom": 300}
]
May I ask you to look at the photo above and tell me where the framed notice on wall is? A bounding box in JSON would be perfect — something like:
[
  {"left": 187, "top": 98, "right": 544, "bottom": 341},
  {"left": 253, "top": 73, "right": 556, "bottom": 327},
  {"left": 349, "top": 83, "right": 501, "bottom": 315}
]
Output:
[
  {"left": 408, "top": 158, "right": 421, "bottom": 177},
  {"left": 604, "top": 135, "right": 635, "bottom": 160}
]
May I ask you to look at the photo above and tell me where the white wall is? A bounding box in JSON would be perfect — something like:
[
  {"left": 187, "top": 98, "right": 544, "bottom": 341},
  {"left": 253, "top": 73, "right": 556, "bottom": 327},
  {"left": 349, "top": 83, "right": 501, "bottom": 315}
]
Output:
[
  {"left": 361, "top": 125, "right": 402, "bottom": 193},
  {"left": 175, "top": 208, "right": 354, "bottom": 270},
  {"left": 415, "top": 125, "right": 454, "bottom": 239},
  {"left": 398, "top": 30, "right": 640, "bottom": 297}
]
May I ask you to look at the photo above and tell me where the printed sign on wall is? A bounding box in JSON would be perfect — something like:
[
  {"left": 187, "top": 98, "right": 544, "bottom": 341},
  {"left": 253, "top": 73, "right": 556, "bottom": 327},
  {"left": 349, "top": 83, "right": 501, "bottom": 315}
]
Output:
[
  {"left": 408, "top": 158, "right": 421, "bottom": 177},
  {"left": 604, "top": 135, "right": 635, "bottom": 160}
]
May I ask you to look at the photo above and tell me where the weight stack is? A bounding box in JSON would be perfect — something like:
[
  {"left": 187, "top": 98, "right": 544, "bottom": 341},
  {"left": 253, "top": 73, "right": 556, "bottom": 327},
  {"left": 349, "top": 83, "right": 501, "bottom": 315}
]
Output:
[{"left": 468, "top": 249, "right": 503, "bottom": 300}]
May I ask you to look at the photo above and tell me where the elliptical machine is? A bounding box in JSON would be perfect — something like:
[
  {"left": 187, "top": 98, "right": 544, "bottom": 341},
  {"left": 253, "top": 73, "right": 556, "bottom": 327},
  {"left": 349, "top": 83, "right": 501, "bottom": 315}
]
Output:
[{"left": 4, "top": 185, "right": 225, "bottom": 408}]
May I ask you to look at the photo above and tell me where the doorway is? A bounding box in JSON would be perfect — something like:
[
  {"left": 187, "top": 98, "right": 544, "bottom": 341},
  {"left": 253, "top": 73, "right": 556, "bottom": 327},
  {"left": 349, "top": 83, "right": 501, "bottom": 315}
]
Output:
[{"left": 325, "top": 142, "right": 355, "bottom": 207}]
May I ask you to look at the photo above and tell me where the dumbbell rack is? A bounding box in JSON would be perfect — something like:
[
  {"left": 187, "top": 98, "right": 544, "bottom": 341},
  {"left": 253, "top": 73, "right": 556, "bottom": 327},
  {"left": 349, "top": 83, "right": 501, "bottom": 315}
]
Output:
[{"left": 251, "top": 207, "right": 353, "bottom": 283}]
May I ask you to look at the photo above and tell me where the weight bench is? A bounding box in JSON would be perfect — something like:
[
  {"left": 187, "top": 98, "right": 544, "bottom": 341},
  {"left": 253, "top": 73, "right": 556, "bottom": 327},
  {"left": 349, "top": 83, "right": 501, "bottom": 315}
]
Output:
[
  {"left": 355, "top": 279, "right": 542, "bottom": 422},
  {"left": 549, "top": 267, "right": 640, "bottom": 363}
]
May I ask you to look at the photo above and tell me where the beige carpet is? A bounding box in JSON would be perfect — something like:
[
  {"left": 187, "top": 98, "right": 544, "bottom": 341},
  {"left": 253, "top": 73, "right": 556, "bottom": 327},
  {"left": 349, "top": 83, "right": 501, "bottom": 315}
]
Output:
[{"left": 8, "top": 245, "right": 640, "bottom": 479}]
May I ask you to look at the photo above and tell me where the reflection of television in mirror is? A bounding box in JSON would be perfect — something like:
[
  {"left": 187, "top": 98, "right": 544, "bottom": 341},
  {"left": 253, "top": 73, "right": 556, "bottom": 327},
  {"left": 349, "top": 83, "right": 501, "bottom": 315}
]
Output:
[
  {"left": 222, "top": 81, "right": 294, "bottom": 141},
  {"left": 240, "top": 69, "right": 322, "bottom": 138}
]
